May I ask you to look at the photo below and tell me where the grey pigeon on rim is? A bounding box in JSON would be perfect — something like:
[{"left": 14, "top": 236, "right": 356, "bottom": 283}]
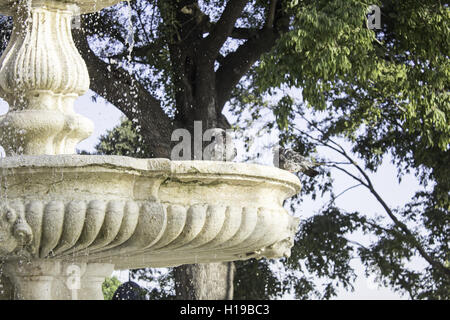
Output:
[
  {"left": 204, "top": 128, "right": 237, "bottom": 162},
  {"left": 274, "top": 146, "right": 320, "bottom": 177}
]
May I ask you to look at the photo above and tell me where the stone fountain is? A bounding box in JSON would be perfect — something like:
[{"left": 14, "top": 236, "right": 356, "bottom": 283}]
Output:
[{"left": 0, "top": 0, "right": 301, "bottom": 300}]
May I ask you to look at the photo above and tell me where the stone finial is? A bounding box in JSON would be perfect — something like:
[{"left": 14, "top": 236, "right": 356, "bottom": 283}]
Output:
[{"left": 0, "top": 1, "right": 93, "bottom": 155}]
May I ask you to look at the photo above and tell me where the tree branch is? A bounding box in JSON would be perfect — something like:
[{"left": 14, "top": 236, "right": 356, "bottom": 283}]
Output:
[
  {"left": 215, "top": 29, "right": 278, "bottom": 110},
  {"left": 73, "top": 29, "right": 173, "bottom": 158},
  {"left": 332, "top": 165, "right": 369, "bottom": 188},
  {"left": 331, "top": 183, "right": 364, "bottom": 203},
  {"left": 265, "top": 0, "right": 278, "bottom": 29},
  {"left": 294, "top": 120, "right": 450, "bottom": 278},
  {"left": 215, "top": 0, "right": 290, "bottom": 111},
  {"left": 202, "top": 0, "right": 249, "bottom": 57},
  {"left": 230, "top": 27, "right": 259, "bottom": 39},
  {"left": 344, "top": 237, "right": 369, "bottom": 251},
  {"left": 104, "top": 40, "right": 165, "bottom": 61}
]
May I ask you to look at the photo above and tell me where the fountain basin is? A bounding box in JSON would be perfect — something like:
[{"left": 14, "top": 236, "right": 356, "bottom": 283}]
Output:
[{"left": 0, "top": 155, "right": 301, "bottom": 269}]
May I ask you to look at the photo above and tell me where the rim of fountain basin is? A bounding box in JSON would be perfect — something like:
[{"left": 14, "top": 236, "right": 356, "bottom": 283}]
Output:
[
  {"left": 0, "top": 155, "right": 301, "bottom": 195},
  {"left": 0, "top": 0, "right": 124, "bottom": 15}
]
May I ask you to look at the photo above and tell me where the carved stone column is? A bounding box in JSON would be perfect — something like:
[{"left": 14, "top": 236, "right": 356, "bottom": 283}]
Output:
[
  {"left": 79, "top": 263, "right": 116, "bottom": 300},
  {"left": 3, "top": 260, "right": 60, "bottom": 299},
  {"left": 0, "top": 1, "right": 93, "bottom": 155},
  {"left": 2, "top": 259, "right": 114, "bottom": 300}
]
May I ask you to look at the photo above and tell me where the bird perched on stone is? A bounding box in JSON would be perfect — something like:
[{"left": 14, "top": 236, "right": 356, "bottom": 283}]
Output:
[
  {"left": 112, "top": 281, "right": 147, "bottom": 300},
  {"left": 203, "top": 128, "right": 237, "bottom": 162},
  {"left": 273, "top": 146, "right": 321, "bottom": 177}
]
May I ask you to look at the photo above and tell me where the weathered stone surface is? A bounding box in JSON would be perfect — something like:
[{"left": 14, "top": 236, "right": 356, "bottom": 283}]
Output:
[
  {"left": 0, "top": 156, "right": 301, "bottom": 268},
  {"left": 0, "top": 1, "right": 97, "bottom": 155},
  {"left": 1, "top": 259, "right": 114, "bottom": 300}
]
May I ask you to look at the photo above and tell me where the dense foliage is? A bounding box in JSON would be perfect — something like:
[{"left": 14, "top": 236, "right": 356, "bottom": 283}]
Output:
[{"left": 102, "top": 276, "right": 122, "bottom": 300}]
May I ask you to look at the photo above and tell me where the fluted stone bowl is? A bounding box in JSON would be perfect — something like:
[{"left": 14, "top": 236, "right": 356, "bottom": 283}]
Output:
[{"left": 0, "top": 155, "right": 301, "bottom": 269}]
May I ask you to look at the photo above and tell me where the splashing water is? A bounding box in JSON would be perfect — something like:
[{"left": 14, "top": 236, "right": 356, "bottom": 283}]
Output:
[{"left": 125, "top": 1, "right": 135, "bottom": 63}]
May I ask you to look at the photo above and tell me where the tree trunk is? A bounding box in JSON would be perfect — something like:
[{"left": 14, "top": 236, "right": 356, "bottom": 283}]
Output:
[
  {"left": 174, "top": 262, "right": 235, "bottom": 300},
  {"left": 171, "top": 74, "right": 235, "bottom": 299},
  {"left": 163, "top": 3, "right": 235, "bottom": 298}
]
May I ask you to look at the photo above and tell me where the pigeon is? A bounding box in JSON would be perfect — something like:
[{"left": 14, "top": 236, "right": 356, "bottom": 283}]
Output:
[
  {"left": 112, "top": 281, "right": 147, "bottom": 300},
  {"left": 274, "top": 146, "right": 320, "bottom": 177},
  {"left": 203, "top": 128, "right": 237, "bottom": 162}
]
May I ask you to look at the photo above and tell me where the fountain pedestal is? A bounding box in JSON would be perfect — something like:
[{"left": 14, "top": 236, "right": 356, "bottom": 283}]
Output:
[
  {"left": 0, "top": 0, "right": 302, "bottom": 300},
  {"left": 3, "top": 260, "right": 113, "bottom": 300}
]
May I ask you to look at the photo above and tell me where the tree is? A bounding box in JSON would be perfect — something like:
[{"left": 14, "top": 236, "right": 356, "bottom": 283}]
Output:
[
  {"left": 1, "top": 0, "right": 448, "bottom": 299},
  {"left": 235, "top": 0, "right": 449, "bottom": 298},
  {"left": 102, "top": 276, "right": 122, "bottom": 300},
  {"left": 249, "top": 0, "right": 449, "bottom": 299}
]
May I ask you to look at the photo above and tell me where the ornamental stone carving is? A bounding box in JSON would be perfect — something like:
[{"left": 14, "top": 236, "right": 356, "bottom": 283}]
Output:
[
  {"left": 0, "top": 1, "right": 95, "bottom": 155},
  {"left": 0, "top": 156, "right": 301, "bottom": 269}
]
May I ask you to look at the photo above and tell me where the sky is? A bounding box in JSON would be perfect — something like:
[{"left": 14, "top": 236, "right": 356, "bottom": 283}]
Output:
[{"left": 0, "top": 90, "right": 421, "bottom": 300}]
